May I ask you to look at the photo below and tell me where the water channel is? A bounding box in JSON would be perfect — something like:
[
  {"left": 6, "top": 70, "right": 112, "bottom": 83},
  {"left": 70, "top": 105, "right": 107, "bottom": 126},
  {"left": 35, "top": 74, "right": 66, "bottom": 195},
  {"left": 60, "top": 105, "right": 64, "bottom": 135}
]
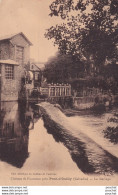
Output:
[{"left": 0, "top": 101, "right": 118, "bottom": 175}]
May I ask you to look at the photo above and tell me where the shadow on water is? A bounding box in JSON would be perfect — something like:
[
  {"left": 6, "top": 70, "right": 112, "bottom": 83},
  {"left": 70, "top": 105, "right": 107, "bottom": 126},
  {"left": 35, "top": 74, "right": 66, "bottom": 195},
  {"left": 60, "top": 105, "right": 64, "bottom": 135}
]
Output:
[
  {"left": 0, "top": 101, "right": 41, "bottom": 168},
  {"left": 41, "top": 107, "right": 118, "bottom": 175}
]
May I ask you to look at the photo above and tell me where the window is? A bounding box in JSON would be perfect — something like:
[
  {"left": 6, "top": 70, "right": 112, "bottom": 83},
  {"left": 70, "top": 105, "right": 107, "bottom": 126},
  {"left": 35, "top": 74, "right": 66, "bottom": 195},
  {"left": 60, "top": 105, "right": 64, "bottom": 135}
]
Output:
[
  {"left": 16, "top": 46, "right": 24, "bottom": 64},
  {"left": 35, "top": 72, "right": 39, "bottom": 80},
  {"left": 5, "top": 65, "right": 14, "bottom": 80}
]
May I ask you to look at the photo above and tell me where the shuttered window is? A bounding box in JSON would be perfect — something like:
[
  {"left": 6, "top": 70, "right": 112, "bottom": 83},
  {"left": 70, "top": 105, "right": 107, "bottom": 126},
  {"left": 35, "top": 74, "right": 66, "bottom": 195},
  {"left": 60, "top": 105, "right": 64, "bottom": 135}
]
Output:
[{"left": 16, "top": 46, "right": 24, "bottom": 64}]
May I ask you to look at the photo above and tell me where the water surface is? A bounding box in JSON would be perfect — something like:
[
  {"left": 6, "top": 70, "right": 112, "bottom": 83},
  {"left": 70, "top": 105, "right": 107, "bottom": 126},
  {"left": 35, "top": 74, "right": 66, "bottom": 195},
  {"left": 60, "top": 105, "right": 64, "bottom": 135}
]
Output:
[{"left": 0, "top": 101, "right": 118, "bottom": 175}]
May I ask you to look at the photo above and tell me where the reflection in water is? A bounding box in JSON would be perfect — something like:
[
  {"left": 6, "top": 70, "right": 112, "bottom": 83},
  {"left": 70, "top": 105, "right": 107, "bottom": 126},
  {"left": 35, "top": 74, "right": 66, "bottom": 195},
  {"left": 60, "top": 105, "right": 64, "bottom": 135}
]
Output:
[
  {"left": 0, "top": 101, "right": 41, "bottom": 168},
  {"left": 0, "top": 100, "right": 118, "bottom": 174}
]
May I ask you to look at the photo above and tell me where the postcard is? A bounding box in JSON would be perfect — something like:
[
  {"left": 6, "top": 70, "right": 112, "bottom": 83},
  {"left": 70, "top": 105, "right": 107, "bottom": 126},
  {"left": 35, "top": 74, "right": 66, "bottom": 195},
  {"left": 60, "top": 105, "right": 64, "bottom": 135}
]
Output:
[{"left": 0, "top": 0, "right": 118, "bottom": 186}]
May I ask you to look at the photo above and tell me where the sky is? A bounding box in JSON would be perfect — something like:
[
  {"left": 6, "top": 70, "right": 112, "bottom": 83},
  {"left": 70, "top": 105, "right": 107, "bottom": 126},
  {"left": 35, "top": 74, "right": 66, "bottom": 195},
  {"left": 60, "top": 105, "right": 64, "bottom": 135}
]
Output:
[{"left": 0, "top": 0, "right": 60, "bottom": 63}]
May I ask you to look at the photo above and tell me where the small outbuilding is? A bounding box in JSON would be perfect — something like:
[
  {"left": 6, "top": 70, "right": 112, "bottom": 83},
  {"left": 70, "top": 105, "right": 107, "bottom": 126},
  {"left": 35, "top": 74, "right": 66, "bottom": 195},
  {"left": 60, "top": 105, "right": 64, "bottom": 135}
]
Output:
[{"left": 0, "top": 32, "right": 32, "bottom": 101}]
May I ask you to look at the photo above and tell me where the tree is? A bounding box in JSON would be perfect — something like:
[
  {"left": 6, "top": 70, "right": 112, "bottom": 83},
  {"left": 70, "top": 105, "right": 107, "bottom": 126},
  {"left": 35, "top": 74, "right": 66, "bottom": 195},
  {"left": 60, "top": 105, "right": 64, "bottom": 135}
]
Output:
[
  {"left": 45, "top": 0, "right": 118, "bottom": 70},
  {"left": 43, "top": 52, "right": 85, "bottom": 83}
]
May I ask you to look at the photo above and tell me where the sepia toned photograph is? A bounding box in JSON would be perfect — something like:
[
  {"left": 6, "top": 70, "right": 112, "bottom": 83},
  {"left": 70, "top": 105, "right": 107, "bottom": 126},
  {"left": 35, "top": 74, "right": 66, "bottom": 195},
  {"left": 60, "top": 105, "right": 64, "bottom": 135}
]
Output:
[{"left": 0, "top": 0, "right": 118, "bottom": 186}]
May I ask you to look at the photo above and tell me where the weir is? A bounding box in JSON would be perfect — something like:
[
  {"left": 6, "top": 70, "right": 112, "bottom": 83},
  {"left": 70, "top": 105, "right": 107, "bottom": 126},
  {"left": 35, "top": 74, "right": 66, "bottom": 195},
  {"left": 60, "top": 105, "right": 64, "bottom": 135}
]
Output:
[{"left": 38, "top": 102, "right": 118, "bottom": 174}]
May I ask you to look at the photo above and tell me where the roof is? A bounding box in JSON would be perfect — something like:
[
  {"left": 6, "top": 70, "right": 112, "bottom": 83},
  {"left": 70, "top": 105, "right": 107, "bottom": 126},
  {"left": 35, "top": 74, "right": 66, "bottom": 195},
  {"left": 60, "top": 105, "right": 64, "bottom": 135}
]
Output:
[
  {"left": 30, "top": 63, "right": 42, "bottom": 71},
  {"left": 0, "top": 32, "right": 32, "bottom": 46},
  {"left": 35, "top": 62, "right": 45, "bottom": 69},
  {"left": 34, "top": 64, "right": 42, "bottom": 71},
  {"left": 0, "top": 59, "right": 19, "bottom": 65}
]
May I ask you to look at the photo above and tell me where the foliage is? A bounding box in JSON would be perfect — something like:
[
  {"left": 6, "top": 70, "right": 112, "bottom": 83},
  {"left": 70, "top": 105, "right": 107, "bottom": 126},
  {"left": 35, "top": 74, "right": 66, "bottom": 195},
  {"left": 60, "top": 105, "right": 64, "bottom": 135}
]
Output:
[
  {"left": 103, "top": 126, "right": 118, "bottom": 144},
  {"left": 44, "top": 52, "right": 85, "bottom": 83},
  {"left": 45, "top": 0, "right": 118, "bottom": 68},
  {"left": 43, "top": 53, "right": 118, "bottom": 94},
  {"left": 103, "top": 111, "right": 118, "bottom": 144}
]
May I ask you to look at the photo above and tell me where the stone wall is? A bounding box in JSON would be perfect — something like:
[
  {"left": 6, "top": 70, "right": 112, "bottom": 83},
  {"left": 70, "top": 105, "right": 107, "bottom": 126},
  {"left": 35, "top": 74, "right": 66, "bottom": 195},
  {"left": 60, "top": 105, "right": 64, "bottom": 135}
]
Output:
[{"left": 0, "top": 41, "right": 10, "bottom": 59}]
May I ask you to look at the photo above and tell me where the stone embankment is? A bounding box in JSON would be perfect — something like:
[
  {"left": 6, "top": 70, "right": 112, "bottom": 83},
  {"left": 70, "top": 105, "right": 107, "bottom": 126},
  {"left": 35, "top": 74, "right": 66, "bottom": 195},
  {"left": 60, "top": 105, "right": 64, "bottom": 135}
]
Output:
[{"left": 38, "top": 102, "right": 118, "bottom": 174}]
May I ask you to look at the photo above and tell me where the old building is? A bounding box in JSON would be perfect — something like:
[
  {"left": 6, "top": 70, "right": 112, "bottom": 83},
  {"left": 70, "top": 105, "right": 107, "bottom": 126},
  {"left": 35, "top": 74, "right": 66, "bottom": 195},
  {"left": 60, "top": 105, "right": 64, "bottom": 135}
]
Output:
[
  {"left": 24, "top": 61, "right": 42, "bottom": 99},
  {"left": 27, "top": 61, "right": 42, "bottom": 88},
  {"left": 0, "top": 32, "right": 32, "bottom": 101}
]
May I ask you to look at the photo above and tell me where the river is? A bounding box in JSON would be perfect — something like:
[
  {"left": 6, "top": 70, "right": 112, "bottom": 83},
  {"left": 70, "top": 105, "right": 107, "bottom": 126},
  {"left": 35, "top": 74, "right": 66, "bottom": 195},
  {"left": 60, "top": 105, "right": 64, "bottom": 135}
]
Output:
[{"left": 0, "top": 101, "right": 118, "bottom": 176}]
